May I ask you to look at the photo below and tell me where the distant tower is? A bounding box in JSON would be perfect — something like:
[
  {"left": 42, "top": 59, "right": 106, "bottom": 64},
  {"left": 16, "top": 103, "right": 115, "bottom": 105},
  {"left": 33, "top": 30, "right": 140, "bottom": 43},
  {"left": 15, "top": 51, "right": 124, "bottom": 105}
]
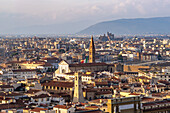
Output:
[
  {"left": 89, "top": 36, "right": 95, "bottom": 63},
  {"left": 73, "top": 72, "right": 85, "bottom": 103}
]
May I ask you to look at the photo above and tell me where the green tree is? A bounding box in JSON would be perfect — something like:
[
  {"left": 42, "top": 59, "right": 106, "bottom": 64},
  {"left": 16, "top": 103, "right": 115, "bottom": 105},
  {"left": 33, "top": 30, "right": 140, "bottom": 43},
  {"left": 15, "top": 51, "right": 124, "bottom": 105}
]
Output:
[
  {"left": 59, "top": 49, "right": 65, "bottom": 53},
  {"left": 118, "top": 54, "right": 123, "bottom": 61},
  {"left": 18, "top": 66, "right": 21, "bottom": 69},
  {"left": 37, "top": 56, "right": 40, "bottom": 60},
  {"left": 157, "top": 53, "right": 162, "bottom": 60}
]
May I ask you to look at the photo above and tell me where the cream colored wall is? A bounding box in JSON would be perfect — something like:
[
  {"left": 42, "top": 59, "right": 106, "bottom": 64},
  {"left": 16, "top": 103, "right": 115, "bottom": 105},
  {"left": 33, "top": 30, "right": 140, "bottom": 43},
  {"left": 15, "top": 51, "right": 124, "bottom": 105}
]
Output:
[{"left": 21, "top": 63, "right": 41, "bottom": 69}]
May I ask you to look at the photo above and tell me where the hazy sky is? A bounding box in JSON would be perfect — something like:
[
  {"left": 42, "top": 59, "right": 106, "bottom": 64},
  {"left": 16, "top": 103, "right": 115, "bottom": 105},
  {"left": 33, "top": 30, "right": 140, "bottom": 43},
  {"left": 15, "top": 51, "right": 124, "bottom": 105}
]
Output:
[{"left": 1, "top": 0, "right": 170, "bottom": 34}]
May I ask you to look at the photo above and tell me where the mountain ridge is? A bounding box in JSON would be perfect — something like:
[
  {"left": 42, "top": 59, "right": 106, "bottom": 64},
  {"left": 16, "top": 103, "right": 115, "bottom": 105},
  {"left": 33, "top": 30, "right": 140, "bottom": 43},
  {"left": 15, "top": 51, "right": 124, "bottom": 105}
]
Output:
[{"left": 77, "top": 17, "right": 170, "bottom": 35}]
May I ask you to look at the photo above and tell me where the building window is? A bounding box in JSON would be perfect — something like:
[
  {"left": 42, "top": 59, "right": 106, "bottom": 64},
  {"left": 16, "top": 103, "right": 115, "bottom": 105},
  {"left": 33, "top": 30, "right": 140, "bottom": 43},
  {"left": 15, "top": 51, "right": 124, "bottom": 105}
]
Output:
[
  {"left": 35, "top": 99, "right": 38, "bottom": 102},
  {"left": 62, "top": 69, "right": 66, "bottom": 73},
  {"left": 47, "top": 98, "right": 49, "bottom": 101}
]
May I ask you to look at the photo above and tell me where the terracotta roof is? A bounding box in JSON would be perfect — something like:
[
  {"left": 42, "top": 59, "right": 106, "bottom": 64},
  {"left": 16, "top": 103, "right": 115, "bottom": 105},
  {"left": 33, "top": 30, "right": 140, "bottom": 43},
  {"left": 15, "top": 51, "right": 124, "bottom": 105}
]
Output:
[
  {"left": 0, "top": 96, "right": 12, "bottom": 101},
  {"left": 89, "top": 99, "right": 108, "bottom": 103},
  {"left": 41, "top": 57, "right": 59, "bottom": 60},
  {"left": 6, "top": 61, "right": 24, "bottom": 64},
  {"left": 0, "top": 85, "right": 14, "bottom": 89},
  {"left": 96, "top": 91, "right": 112, "bottom": 95},
  {"left": 95, "top": 82, "right": 108, "bottom": 86},
  {"left": 31, "top": 94, "right": 50, "bottom": 99},
  {"left": 42, "top": 81, "right": 74, "bottom": 88},
  {"left": 7, "top": 92, "right": 24, "bottom": 96},
  {"left": 85, "top": 106, "right": 99, "bottom": 109},
  {"left": 129, "top": 93, "right": 141, "bottom": 95},
  {"left": 30, "top": 107, "right": 48, "bottom": 112},
  {"left": 39, "top": 63, "right": 52, "bottom": 67},
  {"left": 26, "top": 89, "right": 41, "bottom": 94},
  {"left": 141, "top": 97, "right": 155, "bottom": 102},
  {"left": 139, "top": 76, "right": 150, "bottom": 79},
  {"left": 13, "top": 69, "right": 37, "bottom": 72},
  {"left": 157, "top": 85, "right": 166, "bottom": 88},
  {"left": 0, "top": 103, "right": 25, "bottom": 110},
  {"left": 54, "top": 105, "right": 71, "bottom": 109},
  {"left": 99, "top": 87, "right": 112, "bottom": 90},
  {"left": 65, "top": 72, "right": 75, "bottom": 75},
  {"left": 76, "top": 110, "right": 103, "bottom": 113},
  {"left": 158, "top": 80, "right": 170, "bottom": 85},
  {"left": 69, "top": 63, "right": 107, "bottom": 67}
]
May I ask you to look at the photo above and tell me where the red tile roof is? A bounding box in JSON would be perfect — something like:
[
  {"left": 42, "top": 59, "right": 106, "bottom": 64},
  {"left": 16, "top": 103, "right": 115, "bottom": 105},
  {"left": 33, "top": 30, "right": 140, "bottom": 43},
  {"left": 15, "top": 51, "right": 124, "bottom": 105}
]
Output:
[
  {"left": 31, "top": 94, "right": 50, "bottom": 99},
  {"left": 42, "top": 81, "right": 74, "bottom": 88},
  {"left": 0, "top": 103, "right": 25, "bottom": 110},
  {"left": 54, "top": 105, "right": 71, "bottom": 109},
  {"left": 30, "top": 107, "right": 48, "bottom": 112},
  {"left": 69, "top": 63, "right": 107, "bottom": 67}
]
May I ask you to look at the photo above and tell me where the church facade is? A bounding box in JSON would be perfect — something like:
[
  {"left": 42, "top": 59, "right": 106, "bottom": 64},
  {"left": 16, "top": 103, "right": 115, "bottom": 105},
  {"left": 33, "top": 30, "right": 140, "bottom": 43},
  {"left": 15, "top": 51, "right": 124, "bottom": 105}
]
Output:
[
  {"left": 55, "top": 60, "right": 123, "bottom": 75},
  {"left": 55, "top": 36, "right": 123, "bottom": 75}
]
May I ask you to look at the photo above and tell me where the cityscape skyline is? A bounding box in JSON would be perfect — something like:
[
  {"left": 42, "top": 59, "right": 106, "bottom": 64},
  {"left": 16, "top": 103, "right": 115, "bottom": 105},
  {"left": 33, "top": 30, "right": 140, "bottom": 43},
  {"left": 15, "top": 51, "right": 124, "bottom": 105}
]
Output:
[{"left": 0, "top": 1, "right": 170, "bottom": 113}]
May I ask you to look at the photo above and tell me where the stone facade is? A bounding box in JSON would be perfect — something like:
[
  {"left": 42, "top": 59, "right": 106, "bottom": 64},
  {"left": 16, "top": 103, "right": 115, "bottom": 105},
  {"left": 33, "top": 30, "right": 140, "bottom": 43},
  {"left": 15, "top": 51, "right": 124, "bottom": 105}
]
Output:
[
  {"left": 73, "top": 72, "right": 84, "bottom": 103},
  {"left": 89, "top": 36, "right": 95, "bottom": 63}
]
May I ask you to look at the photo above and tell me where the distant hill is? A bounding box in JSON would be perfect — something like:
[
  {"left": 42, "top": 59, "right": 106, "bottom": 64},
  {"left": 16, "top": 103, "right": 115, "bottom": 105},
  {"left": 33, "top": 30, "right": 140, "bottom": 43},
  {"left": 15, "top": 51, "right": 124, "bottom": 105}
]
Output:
[{"left": 77, "top": 17, "right": 170, "bottom": 35}]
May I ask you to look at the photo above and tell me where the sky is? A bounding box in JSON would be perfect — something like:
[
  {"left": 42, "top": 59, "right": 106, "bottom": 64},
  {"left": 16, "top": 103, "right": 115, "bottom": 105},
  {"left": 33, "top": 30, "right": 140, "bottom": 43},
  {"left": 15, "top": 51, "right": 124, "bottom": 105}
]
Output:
[{"left": 1, "top": 0, "right": 170, "bottom": 34}]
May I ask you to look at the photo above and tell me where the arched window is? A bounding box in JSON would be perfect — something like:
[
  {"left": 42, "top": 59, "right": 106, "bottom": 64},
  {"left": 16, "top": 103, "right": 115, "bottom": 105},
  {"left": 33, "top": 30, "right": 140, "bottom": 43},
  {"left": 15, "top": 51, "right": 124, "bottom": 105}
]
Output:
[{"left": 62, "top": 69, "right": 66, "bottom": 73}]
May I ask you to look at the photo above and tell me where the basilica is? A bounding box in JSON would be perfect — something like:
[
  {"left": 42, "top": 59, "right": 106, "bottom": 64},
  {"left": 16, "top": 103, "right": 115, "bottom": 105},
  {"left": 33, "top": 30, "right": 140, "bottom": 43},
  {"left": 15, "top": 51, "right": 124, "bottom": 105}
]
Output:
[{"left": 55, "top": 36, "right": 123, "bottom": 75}]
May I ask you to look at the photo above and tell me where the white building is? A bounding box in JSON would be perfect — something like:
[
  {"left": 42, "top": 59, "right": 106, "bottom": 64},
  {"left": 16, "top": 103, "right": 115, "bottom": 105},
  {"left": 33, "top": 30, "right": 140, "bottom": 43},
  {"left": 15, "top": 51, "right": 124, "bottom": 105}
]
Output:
[
  {"left": 30, "top": 94, "right": 51, "bottom": 105},
  {"left": 12, "top": 69, "right": 37, "bottom": 79},
  {"left": 53, "top": 105, "right": 75, "bottom": 113}
]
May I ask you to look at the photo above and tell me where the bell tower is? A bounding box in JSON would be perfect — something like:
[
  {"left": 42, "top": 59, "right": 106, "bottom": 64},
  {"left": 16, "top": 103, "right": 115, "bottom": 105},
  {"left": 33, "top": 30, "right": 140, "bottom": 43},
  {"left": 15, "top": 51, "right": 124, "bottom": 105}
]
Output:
[
  {"left": 89, "top": 36, "right": 95, "bottom": 63},
  {"left": 73, "top": 72, "right": 84, "bottom": 103}
]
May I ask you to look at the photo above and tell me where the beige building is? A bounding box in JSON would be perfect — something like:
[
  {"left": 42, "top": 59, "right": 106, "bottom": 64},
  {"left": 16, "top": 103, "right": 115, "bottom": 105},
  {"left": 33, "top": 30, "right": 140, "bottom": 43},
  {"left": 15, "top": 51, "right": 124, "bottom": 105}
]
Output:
[
  {"left": 53, "top": 105, "right": 75, "bottom": 113},
  {"left": 89, "top": 36, "right": 95, "bottom": 63},
  {"left": 73, "top": 72, "right": 84, "bottom": 103},
  {"left": 143, "top": 100, "right": 170, "bottom": 113},
  {"left": 107, "top": 96, "right": 142, "bottom": 113},
  {"left": 157, "top": 74, "right": 170, "bottom": 82}
]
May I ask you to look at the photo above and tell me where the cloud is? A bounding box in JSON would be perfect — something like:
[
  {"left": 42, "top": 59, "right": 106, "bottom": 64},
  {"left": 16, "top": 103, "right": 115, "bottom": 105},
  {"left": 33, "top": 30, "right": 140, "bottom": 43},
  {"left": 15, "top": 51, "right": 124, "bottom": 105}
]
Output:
[
  {"left": 1, "top": 0, "right": 170, "bottom": 20},
  {"left": 0, "top": 0, "right": 170, "bottom": 34}
]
